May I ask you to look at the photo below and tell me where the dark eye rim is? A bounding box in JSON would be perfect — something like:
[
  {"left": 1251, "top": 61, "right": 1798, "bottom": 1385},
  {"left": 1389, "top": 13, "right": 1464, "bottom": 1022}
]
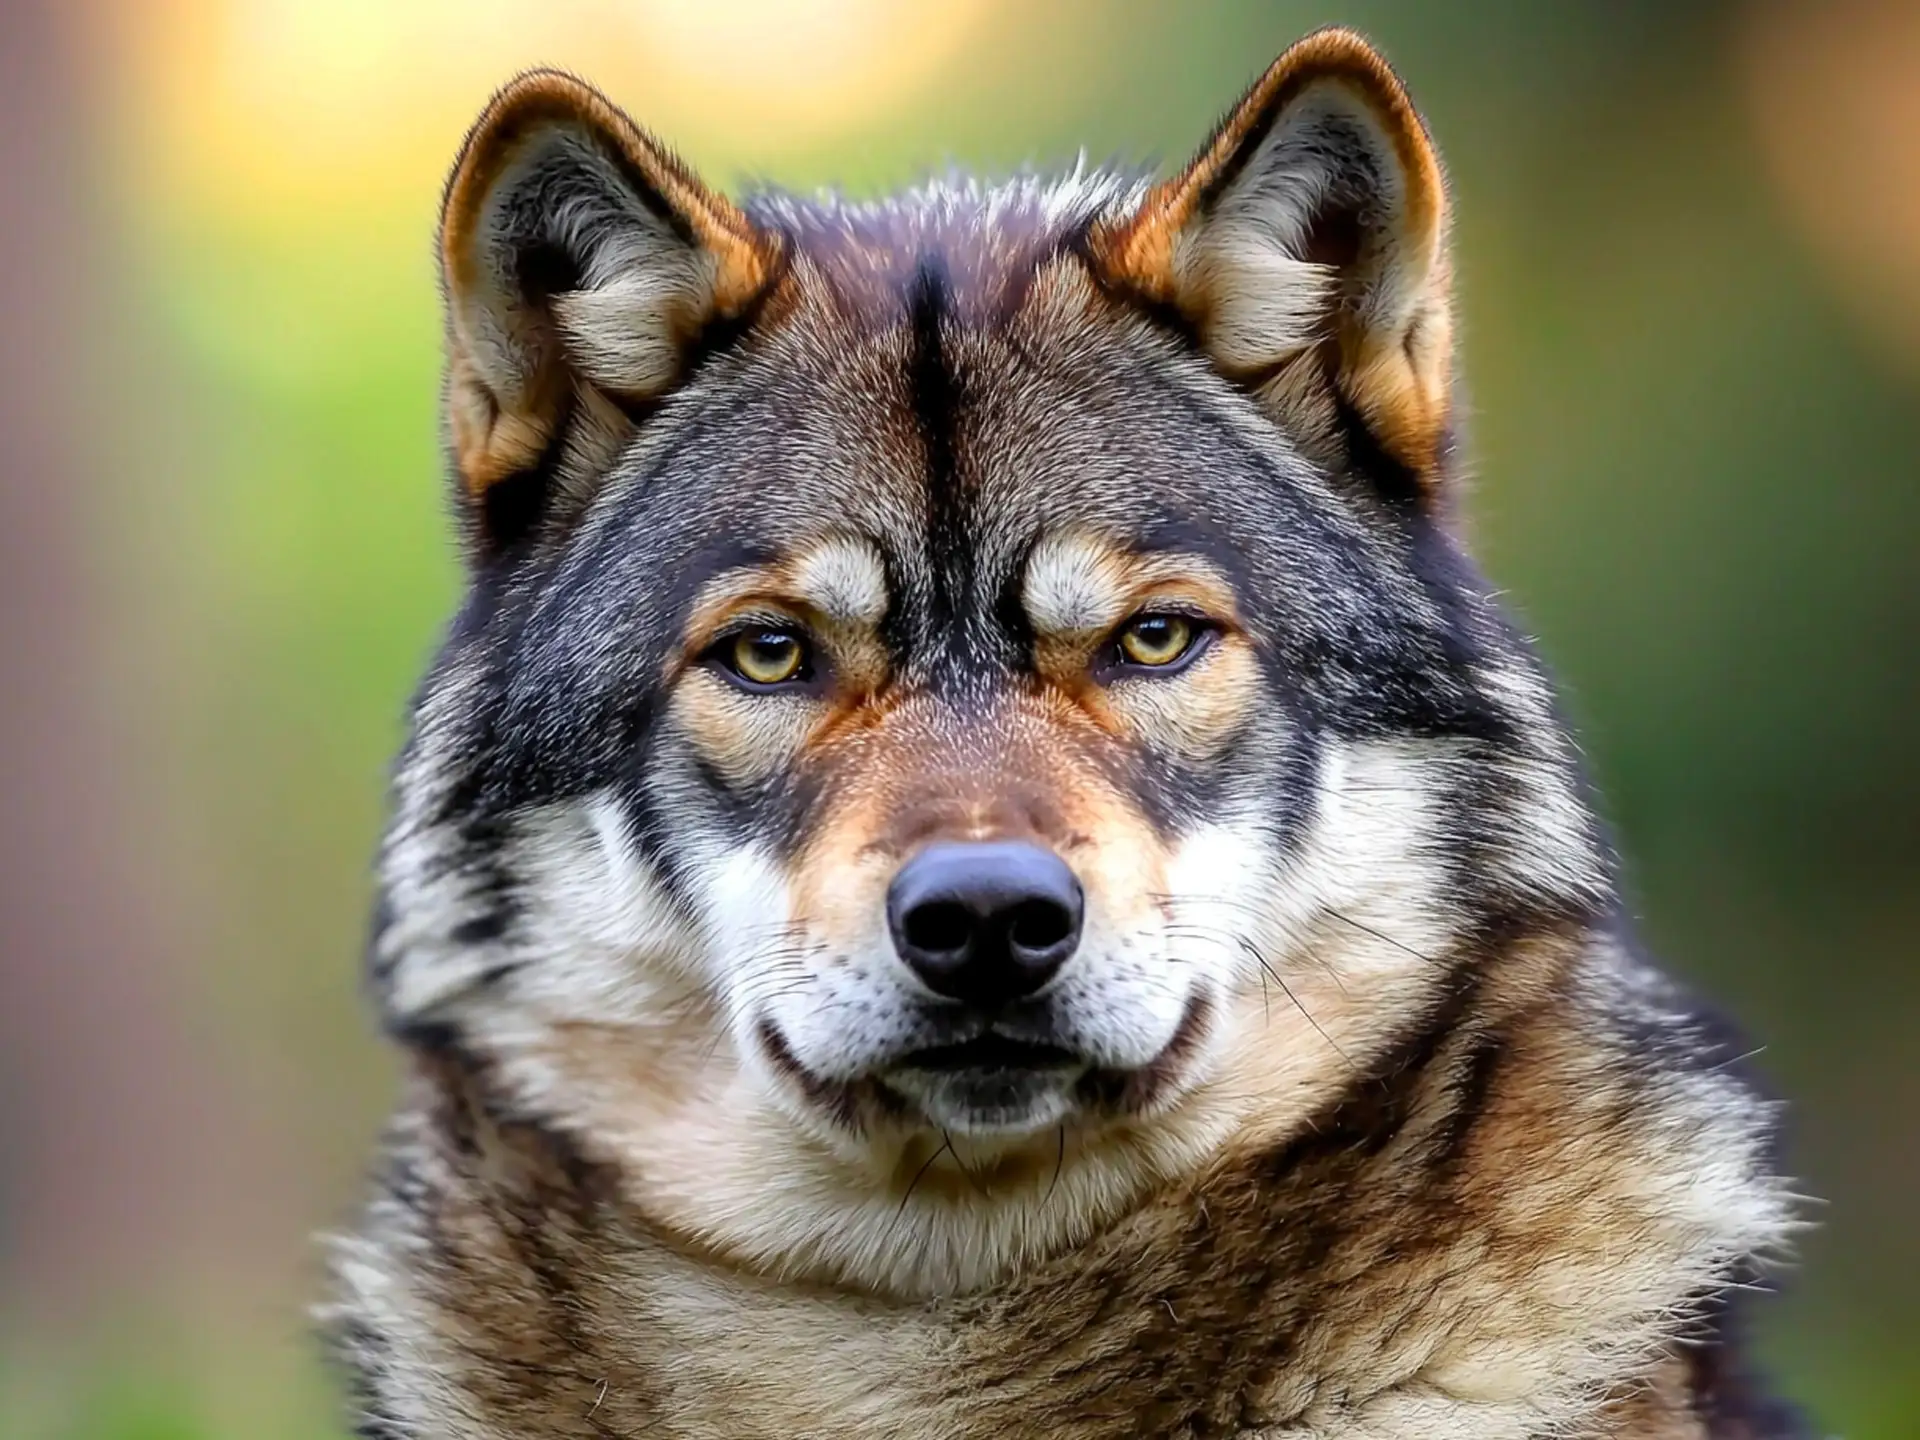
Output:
[
  {"left": 1094, "top": 612, "right": 1219, "bottom": 681},
  {"left": 705, "top": 625, "right": 827, "bottom": 694}
]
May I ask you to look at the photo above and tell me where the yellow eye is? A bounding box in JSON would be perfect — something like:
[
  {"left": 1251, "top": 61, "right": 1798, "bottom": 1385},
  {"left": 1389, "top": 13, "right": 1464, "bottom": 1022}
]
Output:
[
  {"left": 726, "top": 630, "right": 809, "bottom": 687},
  {"left": 1116, "top": 614, "right": 1198, "bottom": 669}
]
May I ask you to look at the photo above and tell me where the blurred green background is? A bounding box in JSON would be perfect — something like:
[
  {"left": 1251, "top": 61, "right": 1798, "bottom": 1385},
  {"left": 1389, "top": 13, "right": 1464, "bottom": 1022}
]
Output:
[{"left": 1, "top": 0, "right": 1914, "bottom": 1435}]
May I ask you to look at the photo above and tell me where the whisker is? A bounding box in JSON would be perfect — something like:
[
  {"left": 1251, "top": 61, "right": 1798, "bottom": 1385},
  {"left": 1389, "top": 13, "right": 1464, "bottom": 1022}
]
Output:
[
  {"left": 895, "top": 1135, "right": 954, "bottom": 1220},
  {"left": 1042, "top": 1125, "right": 1067, "bottom": 1209},
  {"left": 1237, "top": 938, "right": 1355, "bottom": 1069},
  {"left": 1323, "top": 907, "right": 1446, "bottom": 969}
]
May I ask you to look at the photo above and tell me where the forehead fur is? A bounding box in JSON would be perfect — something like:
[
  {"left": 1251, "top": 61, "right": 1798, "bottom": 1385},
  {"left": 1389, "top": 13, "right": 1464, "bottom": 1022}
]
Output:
[{"left": 745, "top": 170, "right": 1148, "bottom": 325}]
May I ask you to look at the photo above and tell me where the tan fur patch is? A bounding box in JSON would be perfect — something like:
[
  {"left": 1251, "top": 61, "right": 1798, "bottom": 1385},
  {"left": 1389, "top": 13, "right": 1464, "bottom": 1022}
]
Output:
[{"left": 1021, "top": 532, "right": 1256, "bottom": 759}]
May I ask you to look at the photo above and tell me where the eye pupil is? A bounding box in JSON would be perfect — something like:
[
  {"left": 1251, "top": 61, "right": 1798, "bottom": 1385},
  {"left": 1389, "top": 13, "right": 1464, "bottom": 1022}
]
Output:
[
  {"left": 1118, "top": 614, "right": 1196, "bottom": 669},
  {"left": 728, "top": 630, "right": 807, "bottom": 686}
]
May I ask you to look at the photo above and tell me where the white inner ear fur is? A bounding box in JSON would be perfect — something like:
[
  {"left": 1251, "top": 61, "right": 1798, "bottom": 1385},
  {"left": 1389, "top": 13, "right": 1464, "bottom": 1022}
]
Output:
[
  {"left": 1176, "top": 80, "right": 1429, "bottom": 373},
  {"left": 552, "top": 248, "right": 716, "bottom": 397},
  {"left": 458, "top": 125, "right": 715, "bottom": 404}
]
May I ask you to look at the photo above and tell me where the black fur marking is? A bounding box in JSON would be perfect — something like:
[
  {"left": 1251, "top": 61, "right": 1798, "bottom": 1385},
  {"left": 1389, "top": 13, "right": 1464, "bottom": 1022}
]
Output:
[
  {"left": 677, "top": 745, "right": 817, "bottom": 862},
  {"left": 908, "top": 255, "right": 969, "bottom": 628},
  {"left": 382, "top": 1014, "right": 472, "bottom": 1059},
  {"left": 660, "top": 535, "right": 784, "bottom": 609},
  {"left": 604, "top": 768, "right": 707, "bottom": 917},
  {"left": 1256, "top": 731, "right": 1325, "bottom": 858},
  {"left": 1134, "top": 515, "right": 1264, "bottom": 595},
  {"left": 992, "top": 532, "right": 1042, "bottom": 664},
  {"left": 450, "top": 911, "right": 511, "bottom": 947},
  {"left": 590, "top": 133, "right": 700, "bottom": 252},
  {"left": 477, "top": 445, "right": 560, "bottom": 555},
  {"left": 1430, "top": 1024, "right": 1507, "bottom": 1176},
  {"left": 873, "top": 543, "right": 923, "bottom": 676},
  {"left": 513, "top": 237, "right": 582, "bottom": 308},
  {"left": 1336, "top": 499, "right": 1517, "bottom": 744},
  {"left": 1331, "top": 389, "right": 1425, "bottom": 509}
]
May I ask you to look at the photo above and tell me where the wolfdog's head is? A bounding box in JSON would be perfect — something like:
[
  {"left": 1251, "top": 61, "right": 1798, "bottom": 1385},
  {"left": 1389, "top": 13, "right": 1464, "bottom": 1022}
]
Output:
[{"left": 373, "top": 30, "right": 1610, "bottom": 1293}]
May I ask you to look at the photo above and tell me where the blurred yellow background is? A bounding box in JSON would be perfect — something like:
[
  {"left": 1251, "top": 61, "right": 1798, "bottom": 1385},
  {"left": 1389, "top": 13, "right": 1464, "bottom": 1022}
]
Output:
[{"left": 1, "top": 0, "right": 1915, "bottom": 1435}]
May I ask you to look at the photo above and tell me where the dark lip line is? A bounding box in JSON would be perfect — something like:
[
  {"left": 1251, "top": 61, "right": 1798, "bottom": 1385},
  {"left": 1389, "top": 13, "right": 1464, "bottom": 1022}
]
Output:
[
  {"left": 757, "top": 987, "right": 1216, "bottom": 1128},
  {"left": 1101, "top": 987, "right": 1214, "bottom": 1116},
  {"left": 895, "top": 1032, "right": 1080, "bottom": 1073}
]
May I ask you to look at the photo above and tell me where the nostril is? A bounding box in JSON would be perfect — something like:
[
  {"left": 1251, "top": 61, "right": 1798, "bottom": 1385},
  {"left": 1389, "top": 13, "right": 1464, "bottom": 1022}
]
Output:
[
  {"left": 1005, "top": 897, "right": 1074, "bottom": 954},
  {"left": 903, "top": 900, "right": 973, "bottom": 958}
]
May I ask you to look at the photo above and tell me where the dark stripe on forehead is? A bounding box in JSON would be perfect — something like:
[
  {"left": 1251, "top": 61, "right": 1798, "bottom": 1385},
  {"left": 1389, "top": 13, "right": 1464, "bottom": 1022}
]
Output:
[{"left": 907, "top": 256, "right": 969, "bottom": 625}]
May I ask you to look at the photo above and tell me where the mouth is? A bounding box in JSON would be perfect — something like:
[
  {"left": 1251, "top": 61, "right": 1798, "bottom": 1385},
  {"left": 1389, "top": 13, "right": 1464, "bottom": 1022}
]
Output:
[
  {"left": 898, "top": 1032, "right": 1079, "bottom": 1074},
  {"left": 758, "top": 992, "right": 1217, "bottom": 1140},
  {"left": 877, "top": 1028, "right": 1089, "bottom": 1137}
]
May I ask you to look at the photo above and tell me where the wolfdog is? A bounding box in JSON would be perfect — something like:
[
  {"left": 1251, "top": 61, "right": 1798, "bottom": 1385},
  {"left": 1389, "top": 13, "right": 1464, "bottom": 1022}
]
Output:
[{"left": 325, "top": 28, "right": 1807, "bottom": 1439}]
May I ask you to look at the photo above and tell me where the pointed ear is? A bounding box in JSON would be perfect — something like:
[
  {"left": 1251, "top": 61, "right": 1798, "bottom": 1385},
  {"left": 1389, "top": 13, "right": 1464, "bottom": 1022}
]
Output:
[
  {"left": 1090, "top": 29, "right": 1451, "bottom": 488},
  {"left": 440, "top": 70, "right": 776, "bottom": 554}
]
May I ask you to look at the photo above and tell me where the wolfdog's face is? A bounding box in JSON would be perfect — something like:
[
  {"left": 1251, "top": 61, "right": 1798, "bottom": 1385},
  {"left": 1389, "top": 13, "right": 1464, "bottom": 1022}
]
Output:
[{"left": 373, "top": 30, "right": 1606, "bottom": 1272}]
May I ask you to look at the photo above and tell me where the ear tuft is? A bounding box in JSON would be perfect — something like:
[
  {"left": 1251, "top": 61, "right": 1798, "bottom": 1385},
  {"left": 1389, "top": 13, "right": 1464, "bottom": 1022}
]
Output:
[
  {"left": 1090, "top": 28, "right": 1452, "bottom": 487},
  {"left": 439, "top": 70, "right": 775, "bottom": 554}
]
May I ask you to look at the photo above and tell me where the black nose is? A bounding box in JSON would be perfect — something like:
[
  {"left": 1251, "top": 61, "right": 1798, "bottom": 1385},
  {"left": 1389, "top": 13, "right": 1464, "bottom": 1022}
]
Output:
[{"left": 886, "top": 840, "right": 1084, "bottom": 1007}]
